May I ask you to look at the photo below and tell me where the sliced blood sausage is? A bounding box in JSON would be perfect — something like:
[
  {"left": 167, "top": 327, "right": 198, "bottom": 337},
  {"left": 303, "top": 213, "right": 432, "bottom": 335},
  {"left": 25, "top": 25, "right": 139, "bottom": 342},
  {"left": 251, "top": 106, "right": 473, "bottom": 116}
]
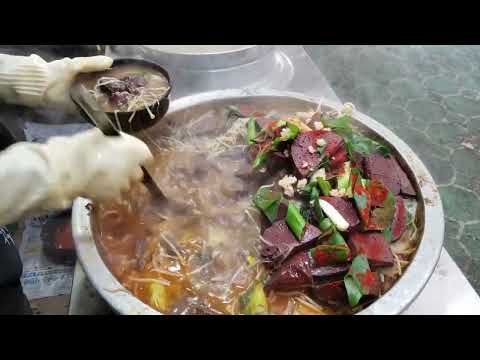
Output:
[
  {"left": 311, "top": 264, "right": 350, "bottom": 282},
  {"left": 363, "top": 153, "right": 416, "bottom": 196},
  {"left": 260, "top": 220, "right": 298, "bottom": 263},
  {"left": 291, "top": 130, "right": 345, "bottom": 177},
  {"left": 265, "top": 251, "right": 313, "bottom": 291},
  {"left": 311, "top": 280, "right": 347, "bottom": 305},
  {"left": 348, "top": 231, "right": 394, "bottom": 267}
]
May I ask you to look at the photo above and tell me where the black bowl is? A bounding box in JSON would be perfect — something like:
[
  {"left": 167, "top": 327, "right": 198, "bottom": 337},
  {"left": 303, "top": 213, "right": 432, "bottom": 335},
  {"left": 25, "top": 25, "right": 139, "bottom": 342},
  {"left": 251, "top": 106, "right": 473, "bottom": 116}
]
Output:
[{"left": 73, "top": 58, "right": 171, "bottom": 133}]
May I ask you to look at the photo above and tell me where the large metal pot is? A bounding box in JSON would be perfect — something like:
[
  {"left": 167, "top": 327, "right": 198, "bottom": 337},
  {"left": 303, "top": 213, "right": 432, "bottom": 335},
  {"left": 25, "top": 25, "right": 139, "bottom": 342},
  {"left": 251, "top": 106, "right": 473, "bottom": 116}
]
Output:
[{"left": 72, "top": 89, "right": 444, "bottom": 315}]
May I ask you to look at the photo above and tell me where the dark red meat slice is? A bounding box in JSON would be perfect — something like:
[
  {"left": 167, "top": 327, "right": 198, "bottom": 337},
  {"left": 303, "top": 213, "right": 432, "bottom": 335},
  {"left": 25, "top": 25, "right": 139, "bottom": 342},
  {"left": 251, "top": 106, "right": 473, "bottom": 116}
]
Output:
[
  {"left": 363, "top": 153, "right": 416, "bottom": 196},
  {"left": 265, "top": 252, "right": 313, "bottom": 291},
  {"left": 123, "top": 75, "right": 147, "bottom": 94},
  {"left": 291, "top": 130, "right": 345, "bottom": 177},
  {"left": 311, "top": 280, "right": 347, "bottom": 305},
  {"left": 312, "top": 264, "right": 350, "bottom": 282},
  {"left": 266, "top": 152, "right": 292, "bottom": 176},
  {"left": 110, "top": 91, "right": 130, "bottom": 108},
  {"left": 391, "top": 157, "right": 416, "bottom": 196},
  {"left": 391, "top": 196, "right": 407, "bottom": 241},
  {"left": 319, "top": 196, "right": 360, "bottom": 229},
  {"left": 260, "top": 220, "right": 321, "bottom": 264},
  {"left": 260, "top": 220, "right": 298, "bottom": 263},
  {"left": 275, "top": 202, "right": 288, "bottom": 222},
  {"left": 299, "top": 223, "right": 322, "bottom": 248},
  {"left": 329, "top": 147, "right": 349, "bottom": 173},
  {"left": 348, "top": 232, "right": 394, "bottom": 267},
  {"left": 99, "top": 79, "right": 127, "bottom": 95}
]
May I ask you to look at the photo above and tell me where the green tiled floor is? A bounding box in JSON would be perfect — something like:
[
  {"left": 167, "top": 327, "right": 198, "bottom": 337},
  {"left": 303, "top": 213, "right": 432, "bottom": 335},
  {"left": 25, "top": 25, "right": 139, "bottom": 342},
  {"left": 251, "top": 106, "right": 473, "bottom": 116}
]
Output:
[{"left": 305, "top": 45, "right": 480, "bottom": 293}]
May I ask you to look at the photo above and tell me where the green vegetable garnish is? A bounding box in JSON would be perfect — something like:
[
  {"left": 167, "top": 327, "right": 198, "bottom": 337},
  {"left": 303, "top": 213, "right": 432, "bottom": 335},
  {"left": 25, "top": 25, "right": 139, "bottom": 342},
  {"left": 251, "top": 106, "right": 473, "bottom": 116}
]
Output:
[
  {"left": 344, "top": 132, "right": 391, "bottom": 158},
  {"left": 274, "top": 122, "right": 300, "bottom": 144},
  {"left": 344, "top": 276, "right": 363, "bottom": 307},
  {"left": 352, "top": 167, "right": 363, "bottom": 177},
  {"left": 321, "top": 115, "right": 352, "bottom": 130},
  {"left": 344, "top": 255, "right": 372, "bottom": 307},
  {"left": 247, "top": 117, "right": 259, "bottom": 145},
  {"left": 310, "top": 185, "right": 319, "bottom": 202},
  {"left": 319, "top": 218, "right": 333, "bottom": 231},
  {"left": 252, "top": 151, "right": 268, "bottom": 169},
  {"left": 329, "top": 231, "right": 347, "bottom": 246},
  {"left": 317, "top": 178, "right": 332, "bottom": 196},
  {"left": 336, "top": 161, "right": 353, "bottom": 197},
  {"left": 286, "top": 202, "right": 306, "bottom": 240},
  {"left": 302, "top": 180, "right": 317, "bottom": 194},
  {"left": 254, "top": 186, "right": 282, "bottom": 223},
  {"left": 240, "top": 282, "right": 268, "bottom": 315},
  {"left": 383, "top": 227, "right": 393, "bottom": 243},
  {"left": 350, "top": 254, "right": 370, "bottom": 274},
  {"left": 286, "top": 122, "right": 300, "bottom": 139}
]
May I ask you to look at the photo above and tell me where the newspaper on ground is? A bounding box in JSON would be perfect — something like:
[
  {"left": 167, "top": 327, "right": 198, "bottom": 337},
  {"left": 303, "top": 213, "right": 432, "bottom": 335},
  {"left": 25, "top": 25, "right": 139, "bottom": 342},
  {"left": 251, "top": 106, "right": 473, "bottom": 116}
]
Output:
[{"left": 19, "top": 121, "right": 91, "bottom": 300}]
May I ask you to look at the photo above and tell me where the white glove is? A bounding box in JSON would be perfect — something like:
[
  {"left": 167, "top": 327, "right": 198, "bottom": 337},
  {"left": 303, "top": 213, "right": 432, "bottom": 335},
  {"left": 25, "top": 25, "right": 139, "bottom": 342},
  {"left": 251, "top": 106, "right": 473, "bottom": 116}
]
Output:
[
  {"left": 0, "top": 54, "right": 113, "bottom": 112},
  {"left": 0, "top": 128, "right": 153, "bottom": 226}
]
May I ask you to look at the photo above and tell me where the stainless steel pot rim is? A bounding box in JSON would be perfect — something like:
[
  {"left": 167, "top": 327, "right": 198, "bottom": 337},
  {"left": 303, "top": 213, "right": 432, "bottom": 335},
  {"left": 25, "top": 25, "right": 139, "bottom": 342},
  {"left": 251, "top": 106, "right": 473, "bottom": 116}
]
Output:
[
  {"left": 113, "top": 45, "right": 277, "bottom": 71},
  {"left": 72, "top": 89, "right": 444, "bottom": 315}
]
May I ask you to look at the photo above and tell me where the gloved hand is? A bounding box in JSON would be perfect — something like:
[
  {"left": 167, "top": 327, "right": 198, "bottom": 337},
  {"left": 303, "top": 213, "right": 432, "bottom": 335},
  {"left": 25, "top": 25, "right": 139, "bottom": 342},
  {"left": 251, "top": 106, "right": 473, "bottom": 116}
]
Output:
[
  {"left": 0, "top": 128, "right": 153, "bottom": 226},
  {"left": 0, "top": 54, "right": 113, "bottom": 112}
]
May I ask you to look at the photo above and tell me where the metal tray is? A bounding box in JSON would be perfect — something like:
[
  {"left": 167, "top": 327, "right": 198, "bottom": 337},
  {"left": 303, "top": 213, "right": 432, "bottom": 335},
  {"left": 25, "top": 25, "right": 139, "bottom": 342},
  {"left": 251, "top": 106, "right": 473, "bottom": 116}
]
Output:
[{"left": 72, "top": 89, "right": 444, "bottom": 315}]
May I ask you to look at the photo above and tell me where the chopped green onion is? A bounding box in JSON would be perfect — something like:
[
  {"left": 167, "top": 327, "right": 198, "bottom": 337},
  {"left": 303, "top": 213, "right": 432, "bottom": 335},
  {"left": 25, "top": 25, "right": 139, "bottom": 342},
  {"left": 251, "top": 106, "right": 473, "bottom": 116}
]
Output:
[
  {"left": 344, "top": 254, "right": 371, "bottom": 307},
  {"left": 254, "top": 186, "right": 283, "bottom": 223},
  {"left": 247, "top": 117, "right": 259, "bottom": 145},
  {"left": 319, "top": 218, "right": 333, "bottom": 231},
  {"left": 344, "top": 276, "right": 363, "bottom": 307},
  {"left": 317, "top": 178, "right": 332, "bottom": 196},
  {"left": 286, "top": 122, "right": 300, "bottom": 139},
  {"left": 240, "top": 282, "right": 268, "bottom": 315},
  {"left": 253, "top": 151, "right": 268, "bottom": 169},
  {"left": 286, "top": 202, "right": 306, "bottom": 240},
  {"left": 383, "top": 227, "right": 393, "bottom": 243},
  {"left": 329, "top": 231, "right": 347, "bottom": 246},
  {"left": 350, "top": 254, "right": 370, "bottom": 274},
  {"left": 310, "top": 185, "right": 319, "bottom": 202}
]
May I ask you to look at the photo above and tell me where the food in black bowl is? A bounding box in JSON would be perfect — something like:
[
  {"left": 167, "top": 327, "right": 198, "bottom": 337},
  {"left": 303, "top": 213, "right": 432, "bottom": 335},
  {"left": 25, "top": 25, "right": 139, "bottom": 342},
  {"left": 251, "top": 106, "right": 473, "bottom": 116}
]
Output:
[{"left": 73, "top": 58, "right": 171, "bottom": 133}]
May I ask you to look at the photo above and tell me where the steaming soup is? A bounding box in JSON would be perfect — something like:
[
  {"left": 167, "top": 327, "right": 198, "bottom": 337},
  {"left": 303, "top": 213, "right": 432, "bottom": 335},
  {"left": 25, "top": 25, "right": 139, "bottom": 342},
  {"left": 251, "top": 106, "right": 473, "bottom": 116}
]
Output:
[{"left": 91, "top": 103, "right": 420, "bottom": 315}]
